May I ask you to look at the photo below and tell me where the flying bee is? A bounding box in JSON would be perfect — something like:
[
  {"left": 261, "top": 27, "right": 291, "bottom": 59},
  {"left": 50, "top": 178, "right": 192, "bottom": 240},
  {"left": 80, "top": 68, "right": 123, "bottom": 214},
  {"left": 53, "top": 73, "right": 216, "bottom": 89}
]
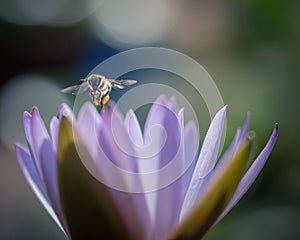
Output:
[{"left": 61, "top": 74, "right": 137, "bottom": 110}]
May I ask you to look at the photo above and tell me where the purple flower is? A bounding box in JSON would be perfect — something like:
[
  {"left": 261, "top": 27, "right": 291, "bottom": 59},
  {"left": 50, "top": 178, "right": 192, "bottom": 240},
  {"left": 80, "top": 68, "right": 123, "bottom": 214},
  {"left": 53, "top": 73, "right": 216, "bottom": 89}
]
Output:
[{"left": 15, "top": 95, "right": 278, "bottom": 240}]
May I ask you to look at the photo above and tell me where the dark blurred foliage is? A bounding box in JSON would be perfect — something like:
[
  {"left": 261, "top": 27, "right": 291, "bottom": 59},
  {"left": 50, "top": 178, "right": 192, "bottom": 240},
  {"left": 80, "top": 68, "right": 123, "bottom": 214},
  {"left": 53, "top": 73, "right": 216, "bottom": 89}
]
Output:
[{"left": 0, "top": 0, "right": 299, "bottom": 239}]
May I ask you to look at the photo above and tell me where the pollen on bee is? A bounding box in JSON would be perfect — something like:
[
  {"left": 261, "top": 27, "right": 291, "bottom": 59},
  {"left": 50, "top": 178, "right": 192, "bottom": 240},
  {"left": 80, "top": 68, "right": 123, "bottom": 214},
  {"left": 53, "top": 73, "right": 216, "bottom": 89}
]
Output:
[
  {"left": 93, "top": 98, "right": 100, "bottom": 106},
  {"left": 101, "top": 95, "right": 110, "bottom": 105}
]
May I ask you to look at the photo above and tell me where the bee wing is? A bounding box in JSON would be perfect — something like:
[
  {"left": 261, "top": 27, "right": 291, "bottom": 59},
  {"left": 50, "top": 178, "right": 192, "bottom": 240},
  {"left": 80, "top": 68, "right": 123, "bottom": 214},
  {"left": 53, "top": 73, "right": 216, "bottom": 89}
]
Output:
[
  {"left": 61, "top": 81, "right": 89, "bottom": 95},
  {"left": 108, "top": 79, "right": 137, "bottom": 89}
]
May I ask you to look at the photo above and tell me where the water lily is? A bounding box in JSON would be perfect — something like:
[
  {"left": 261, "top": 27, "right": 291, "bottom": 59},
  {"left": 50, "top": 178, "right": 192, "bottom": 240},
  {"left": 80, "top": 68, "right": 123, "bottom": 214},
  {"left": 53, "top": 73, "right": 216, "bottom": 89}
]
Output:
[{"left": 15, "top": 95, "right": 278, "bottom": 240}]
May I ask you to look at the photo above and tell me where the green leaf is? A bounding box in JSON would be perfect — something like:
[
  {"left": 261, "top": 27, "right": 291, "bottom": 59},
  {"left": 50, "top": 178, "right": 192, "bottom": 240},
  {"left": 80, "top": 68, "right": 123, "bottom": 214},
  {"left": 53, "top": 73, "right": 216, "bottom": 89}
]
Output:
[
  {"left": 168, "top": 138, "right": 252, "bottom": 240},
  {"left": 58, "top": 116, "right": 131, "bottom": 240}
]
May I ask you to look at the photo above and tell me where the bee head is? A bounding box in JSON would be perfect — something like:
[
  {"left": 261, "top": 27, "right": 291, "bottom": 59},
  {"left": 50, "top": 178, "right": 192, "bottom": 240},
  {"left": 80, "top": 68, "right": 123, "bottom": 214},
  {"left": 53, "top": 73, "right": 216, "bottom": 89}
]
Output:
[{"left": 87, "top": 74, "right": 104, "bottom": 81}]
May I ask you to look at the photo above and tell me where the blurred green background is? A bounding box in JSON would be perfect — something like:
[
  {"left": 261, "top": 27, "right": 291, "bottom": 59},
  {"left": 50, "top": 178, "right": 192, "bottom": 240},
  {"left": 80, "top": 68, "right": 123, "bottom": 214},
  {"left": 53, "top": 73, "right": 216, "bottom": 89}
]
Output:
[{"left": 0, "top": 0, "right": 299, "bottom": 239}]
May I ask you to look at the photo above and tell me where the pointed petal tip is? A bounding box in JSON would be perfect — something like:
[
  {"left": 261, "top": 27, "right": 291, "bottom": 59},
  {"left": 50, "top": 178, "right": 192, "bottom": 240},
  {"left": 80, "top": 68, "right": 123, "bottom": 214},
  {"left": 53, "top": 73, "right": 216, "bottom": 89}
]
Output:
[
  {"left": 59, "top": 103, "right": 74, "bottom": 120},
  {"left": 15, "top": 143, "right": 28, "bottom": 165},
  {"left": 219, "top": 104, "right": 228, "bottom": 114},
  {"left": 82, "top": 101, "right": 94, "bottom": 109},
  {"left": 80, "top": 101, "right": 99, "bottom": 116},
  {"left": 59, "top": 103, "right": 68, "bottom": 109},
  {"left": 23, "top": 111, "right": 32, "bottom": 119},
  {"left": 127, "top": 108, "right": 134, "bottom": 115},
  {"left": 104, "top": 102, "right": 121, "bottom": 117},
  {"left": 107, "top": 101, "right": 116, "bottom": 108},
  {"left": 125, "top": 109, "right": 136, "bottom": 121},
  {"left": 246, "top": 131, "right": 255, "bottom": 142},
  {"left": 169, "top": 95, "right": 178, "bottom": 105},
  {"left": 155, "top": 94, "right": 168, "bottom": 105},
  {"left": 50, "top": 115, "right": 58, "bottom": 123},
  {"left": 218, "top": 105, "right": 228, "bottom": 117},
  {"left": 178, "top": 107, "right": 184, "bottom": 115},
  {"left": 170, "top": 96, "right": 177, "bottom": 102},
  {"left": 245, "top": 111, "right": 251, "bottom": 122},
  {"left": 60, "top": 114, "right": 69, "bottom": 122},
  {"left": 273, "top": 122, "right": 279, "bottom": 137},
  {"left": 30, "top": 106, "right": 39, "bottom": 115},
  {"left": 14, "top": 142, "right": 24, "bottom": 148},
  {"left": 243, "top": 112, "right": 251, "bottom": 128},
  {"left": 216, "top": 121, "right": 279, "bottom": 223},
  {"left": 14, "top": 142, "right": 22, "bottom": 152}
]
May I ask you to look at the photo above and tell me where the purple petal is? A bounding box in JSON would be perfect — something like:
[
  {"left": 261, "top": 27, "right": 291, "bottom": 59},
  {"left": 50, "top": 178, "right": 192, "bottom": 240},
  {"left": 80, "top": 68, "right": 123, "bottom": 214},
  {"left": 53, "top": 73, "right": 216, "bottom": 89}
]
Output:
[
  {"left": 30, "top": 107, "right": 50, "bottom": 177},
  {"left": 58, "top": 103, "right": 75, "bottom": 122},
  {"left": 239, "top": 112, "right": 251, "bottom": 142},
  {"left": 30, "top": 107, "right": 69, "bottom": 235},
  {"left": 77, "top": 102, "right": 104, "bottom": 165},
  {"left": 214, "top": 112, "right": 251, "bottom": 171},
  {"left": 76, "top": 102, "right": 132, "bottom": 190},
  {"left": 23, "top": 111, "right": 42, "bottom": 178},
  {"left": 142, "top": 95, "right": 171, "bottom": 172},
  {"left": 99, "top": 103, "right": 140, "bottom": 173},
  {"left": 77, "top": 102, "right": 152, "bottom": 239},
  {"left": 39, "top": 140, "right": 70, "bottom": 237},
  {"left": 168, "top": 96, "right": 179, "bottom": 114},
  {"left": 148, "top": 98, "right": 184, "bottom": 239},
  {"left": 125, "top": 109, "right": 158, "bottom": 233},
  {"left": 218, "top": 123, "right": 279, "bottom": 221},
  {"left": 23, "top": 111, "right": 33, "bottom": 147},
  {"left": 125, "top": 109, "right": 144, "bottom": 147},
  {"left": 181, "top": 121, "right": 199, "bottom": 202},
  {"left": 181, "top": 128, "right": 241, "bottom": 221},
  {"left": 144, "top": 95, "right": 168, "bottom": 146},
  {"left": 15, "top": 144, "right": 64, "bottom": 233},
  {"left": 50, "top": 116, "right": 59, "bottom": 153},
  {"left": 134, "top": 96, "right": 169, "bottom": 224},
  {"left": 195, "top": 105, "right": 228, "bottom": 177},
  {"left": 130, "top": 96, "right": 170, "bottom": 227},
  {"left": 180, "top": 113, "right": 250, "bottom": 221},
  {"left": 180, "top": 105, "right": 227, "bottom": 219},
  {"left": 104, "top": 104, "right": 153, "bottom": 239}
]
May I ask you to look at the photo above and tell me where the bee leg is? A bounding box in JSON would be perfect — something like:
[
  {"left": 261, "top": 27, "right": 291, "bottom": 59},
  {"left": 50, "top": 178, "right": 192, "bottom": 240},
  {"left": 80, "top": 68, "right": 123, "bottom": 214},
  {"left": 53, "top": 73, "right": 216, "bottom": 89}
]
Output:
[
  {"left": 101, "top": 94, "right": 110, "bottom": 106},
  {"left": 96, "top": 104, "right": 102, "bottom": 113}
]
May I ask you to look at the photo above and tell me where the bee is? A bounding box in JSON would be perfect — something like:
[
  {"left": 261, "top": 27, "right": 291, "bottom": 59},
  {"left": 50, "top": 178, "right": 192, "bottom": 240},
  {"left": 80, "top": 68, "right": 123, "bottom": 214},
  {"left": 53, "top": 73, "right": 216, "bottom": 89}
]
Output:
[{"left": 61, "top": 74, "right": 137, "bottom": 110}]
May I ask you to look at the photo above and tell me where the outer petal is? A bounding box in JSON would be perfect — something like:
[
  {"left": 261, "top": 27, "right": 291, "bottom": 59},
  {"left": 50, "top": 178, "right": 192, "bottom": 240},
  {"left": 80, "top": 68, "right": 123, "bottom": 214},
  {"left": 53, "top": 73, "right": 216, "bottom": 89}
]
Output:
[
  {"left": 15, "top": 144, "right": 64, "bottom": 233},
  {"left": 23, "top": 111, "right": 42, "bottom": 178},
  {"left": 30, "top": 107, "right": 49, "bottom": 176},
  {"left": 194, "top": 105, "right": 228, "bottom": 178},
  {"left": 218, "top": 123, "right": 279, "bottom": 221},
  {"left": 30, "top": 107, "right": 69, "bottom": 235},
  {"left": 239, "top": 112, "right": 251, "bottom": 142},
  {"left": 180, "top": 105, "right": 227, "bottom": 220},
  {"left": 168, "top": 138, "right": 252, "bottom": 240},
  {"left": 193, "top": 112, "right": 251, "bottom": 200},
  {"left": 40, "top": 140, "right": 70, "bottom": 237}
]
